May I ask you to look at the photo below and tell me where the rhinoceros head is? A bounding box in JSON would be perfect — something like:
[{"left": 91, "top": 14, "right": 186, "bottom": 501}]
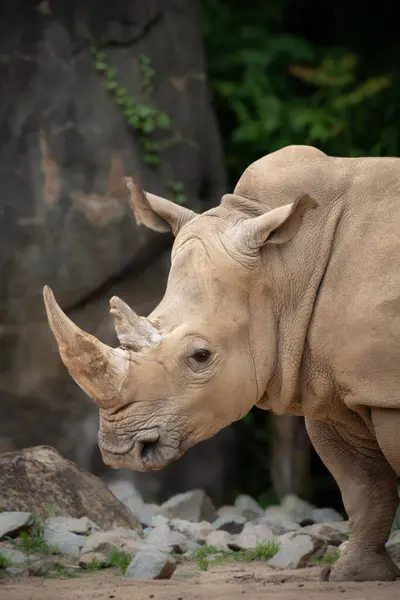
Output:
[{"left": 43, "top": 177, "right": 316, "bottom": 472}]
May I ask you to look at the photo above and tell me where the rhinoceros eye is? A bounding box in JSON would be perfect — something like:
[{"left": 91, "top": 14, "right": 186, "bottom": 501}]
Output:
[{"left": 192, "top": 349, "right": 211, "bottom": 363}]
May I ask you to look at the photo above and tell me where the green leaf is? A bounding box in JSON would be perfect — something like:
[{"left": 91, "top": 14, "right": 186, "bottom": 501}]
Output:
[
  {"left": 156, "top": 112, "right": 171, "bottom": 128},
  {"left": 106, "top": 67, "right": 117, "bottom": 78},
  {"left": 142, "top": 121, "right": 155, "bottom": 133},
  {"left": 95, "top": 61, "right": 107, "bottom": 71},
  {"left": 144, "top": 153, "right": 161, "bottom": 166}
]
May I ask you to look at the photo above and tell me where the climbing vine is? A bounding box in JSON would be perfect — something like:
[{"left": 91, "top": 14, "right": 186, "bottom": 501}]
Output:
[{"left": 90, "top": 42, "right": 186, "bottom": 205}]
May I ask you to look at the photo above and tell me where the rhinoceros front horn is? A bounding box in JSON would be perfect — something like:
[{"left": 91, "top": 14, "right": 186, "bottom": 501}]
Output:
[{"left": 43, "top": 286, "right": 130, "bottom": 408}]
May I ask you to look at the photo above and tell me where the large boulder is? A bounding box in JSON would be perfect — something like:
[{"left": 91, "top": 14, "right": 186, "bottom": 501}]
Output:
[
  {"left": 0, "top": 0, "right": 235, "bottom": 500},
  {"left": 0, "top": 445, "right": 141, "bottom": 532}
]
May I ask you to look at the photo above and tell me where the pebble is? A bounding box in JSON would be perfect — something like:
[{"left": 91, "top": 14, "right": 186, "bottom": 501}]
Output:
[
  {"left": 211, "top": 515, "right": 246, "bottom": 535},
  {"left": 125, "top": 549, "right": 177, "bottom": 580},
  {"left": 0, "top": 512, "right": 34, "bottom": 539},
  {"left": 205, "top": 530, "right": 234, "bottom": 551},
  {"left": 161, "top": 489, "right": 216, "bottom": 523},
  {"left": 144, "top": 523, "right": 189, "bottom": 554},
  {"left": 268, "top": 533, "right": 321, "bottom": 569},
  {"left": 230, "top": 523, "right": 274, "bottom": 550}
]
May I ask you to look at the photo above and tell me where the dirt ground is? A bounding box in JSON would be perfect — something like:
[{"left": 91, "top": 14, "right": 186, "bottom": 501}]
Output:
[{"left": 2, "top": 562, "right": 400, "bottom": 600}]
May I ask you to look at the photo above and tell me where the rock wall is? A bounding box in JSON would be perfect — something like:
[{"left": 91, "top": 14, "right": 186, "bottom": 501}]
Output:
[{"left": 0, "top": 0, "right": 235, "bottom": 503}]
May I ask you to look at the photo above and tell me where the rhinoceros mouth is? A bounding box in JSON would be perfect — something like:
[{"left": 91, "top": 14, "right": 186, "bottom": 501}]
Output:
[{"left": 98, "top": 427, "right": 181, "bottom": 472}]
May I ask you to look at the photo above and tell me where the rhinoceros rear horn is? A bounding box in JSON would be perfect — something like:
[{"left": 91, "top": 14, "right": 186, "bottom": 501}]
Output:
[
  {"left": 43, "top": 286, "right": 130, "bottom": 408},
  {"left": 109, "top": 296, "right": 161, "bottom": 350}
]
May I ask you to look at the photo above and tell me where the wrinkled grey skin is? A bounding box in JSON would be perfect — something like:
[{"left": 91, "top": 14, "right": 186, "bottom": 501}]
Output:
[{"left": 44, "top": 145, "right": 400, "bottom": 582}]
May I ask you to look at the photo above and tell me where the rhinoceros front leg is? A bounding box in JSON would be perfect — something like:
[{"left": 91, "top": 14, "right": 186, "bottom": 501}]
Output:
[{"left": 305, "top": 417, "right": 400, "bottom": 582}]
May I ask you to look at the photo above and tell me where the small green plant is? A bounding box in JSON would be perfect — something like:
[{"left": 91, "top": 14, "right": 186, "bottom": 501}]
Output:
[
  {"left": 241, "top": 541, "right": 280, "bottom": 561},
  {"left": 190, "top": 541, "right": 279, "bottom": 571},
  {"left": 12, "top": 516, "right": 58, "bottom": 555},
  {"left": 89, "top": 38, "right": 187, "bottom": 206},
  {"left": 0, "top": 555, "right": 11, "bottom": 569},
  {"left": 312, "top": 549, "right": 340, "bottom": 566},
  {"left": 44, "top": 563, "right": 80, "bottom": 579},
  {"left": 80, "top": 556, "right": 104, "bottom": 572},
  {"left": 107, "top": 549, "right": 131, "bottom": 575},
  {"left": 167, "top": 179, "right": 186, "bottom": 205},
  {"left": 90, "top": 44, "right": 170, "bottom": 166}
]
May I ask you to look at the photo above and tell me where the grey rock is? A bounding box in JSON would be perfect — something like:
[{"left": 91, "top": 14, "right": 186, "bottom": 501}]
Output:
[
  {"left": 212, "top": 515, "right": 246, "bottom": 535},
  {"left": 280, "top": 495, "right": 315, "bottom": 524},
  {"left": 145, "top": 523, "right": 189, "bottom": 554},
  {"left": 185, "top": 540, "right": 202, "bottom": 552},
  {"left": 0, "top": 446, "right": 141, "bottom": 532},
  {"left": 79, "top": 552, "right": 109, "bottom": 568},
  {"left": 268, "top": 533, "right": 321, "bottom": 569},
  {"left": 0, "top": 543, "right": 28, "bottom": 566},
  {"left": 170, "top": 519, "right": 213, "bottom": 543},
  {"left": 43, "top": 522, "right": 85, "bottom": 554},
  {"left": 107, "top": 480, "right": 155, "bottom": 528},
  {"left": 0, "top": 512, "right": 34, "bottom": 539},
  {"left": 205, "top": 530, "right": 233, "bottom": 551},
  {"left": 146, "top": 504, "right": 164, "bottom": 516},
  {"left": 252, "top": 513, "right": 300, "bottom": 536},
  {"left": 234, "top": 495, "right": 264, "bottom": 519},
  {"left": 6, "top": 566, "right": 26, "bottom": 576},
  {"left": 28, "top": 555, "right": 68, "bottom": 577},
  {"left": 387, "top": 531, "right": 400, "bottom": 561},
  {"left": 301, "top": 522, "right": 349, "bottom": 546},
  {"left": 230, "top": 523, "right": 275, "bottom": 550},
  {"left": 80, "top": 529, "right": 143, "bottom": 555},
  {"left": 151, "top": 515, "right": 170, "bottom": 528},
  {"left": 44, "top": 516, "right": 100, "bottom": 536},
  {"left": 311, "top": 507, "right": 344, "bottom": 523},
  {"left": 125, "top": 549, "right": 177, "bottom": 580},
  {"left": 216, "top": 506, "right": 244, "bottom": 519},
  {"left": 161, "top": 489, "right": 216, "bottom": 523}
]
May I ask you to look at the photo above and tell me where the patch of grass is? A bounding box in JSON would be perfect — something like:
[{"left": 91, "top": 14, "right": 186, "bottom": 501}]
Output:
[
  {"left": 0, "top": 555, "right": 11, "bottom": 569},
  {"left": 312, "top": 550, "right": 340, "bottom": 566},
  {"left": 107, "top": 549, "right": 131, "bottom": 575},
  {"left": 190, "top": 541, "right": 280, "bottom": 571},
  {"left": 80, "top": 556, "right": 105, "bottom": 572},
  {"left": 44, "top": 563, "right": 80, "bottom": 579}
]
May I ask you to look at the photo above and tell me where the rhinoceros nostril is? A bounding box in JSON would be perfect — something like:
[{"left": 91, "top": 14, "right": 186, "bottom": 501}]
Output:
[{"left": 140, "top": 439, "right": 159, "bottom": 462}]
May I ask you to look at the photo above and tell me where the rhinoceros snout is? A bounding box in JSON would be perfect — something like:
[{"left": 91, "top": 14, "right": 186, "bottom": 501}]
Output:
[{"left": 98, "top": 427, "right": 181, "bottom": 472}]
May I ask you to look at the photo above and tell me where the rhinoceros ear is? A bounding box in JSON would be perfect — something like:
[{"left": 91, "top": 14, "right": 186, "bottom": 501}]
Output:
[
  {"left": 125, "top": 177, "right": 196, "bottom": 236},
  {"left": 233, "top": 194, "right": 317, "bottom": 253}
]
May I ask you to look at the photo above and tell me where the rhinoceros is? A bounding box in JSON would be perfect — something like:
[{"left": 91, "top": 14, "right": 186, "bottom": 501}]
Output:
[{"left": 43, "top": 144, "right": 400, "bottom": 582}]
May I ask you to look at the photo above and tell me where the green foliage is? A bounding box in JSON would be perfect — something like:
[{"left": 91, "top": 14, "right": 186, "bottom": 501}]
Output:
[
  {"left": 190, "top": 541, "right": 279, "bottom": 571},
  {"left": 312, "top": 549, "right": 340, "bottom": 566},
  {"left": 167, "top": 179, "right": 186, "bottom": 205},
  {"left": 107, "top": 549, "right": 131, "bottom": 575},
  {"left": 91, "top": 44, "right": 170, "bottom": 166},
  {"left": 202, "top": 0, "right": 396, "bottom": 184},
  {"left": 12, "top": 516, "right": 58, "bottom": 556},
  {"left": 0, "top": 555, "right": 11, "bottom": 569},
  {"left": 80, "top": 556, "right": 105, "bottom": 572},
  {"left": 89, "top": 41, "right": 186, "bottom": 205},
  {"left": 44, "top": 563, "right": 80, "bottom": 579}
]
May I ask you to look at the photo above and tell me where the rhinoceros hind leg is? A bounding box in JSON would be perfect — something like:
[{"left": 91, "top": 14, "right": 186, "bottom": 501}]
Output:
[
  {"left": 372, "top": 407, "right": 400, "bottom": 475},
  {"left": 306, "top": 417, "right": 400, "bottom": 582}
]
